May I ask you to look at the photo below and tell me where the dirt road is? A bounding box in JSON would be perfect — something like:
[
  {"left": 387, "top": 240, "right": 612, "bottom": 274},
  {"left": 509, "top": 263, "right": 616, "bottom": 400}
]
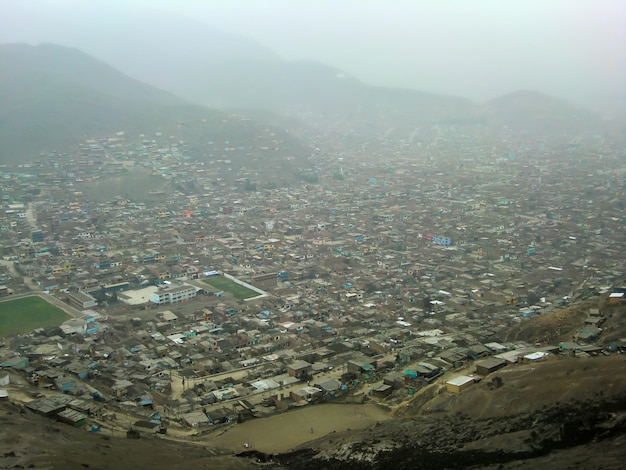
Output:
[{"left": 0, "top": 259, "right": 39, "bottom": 291}]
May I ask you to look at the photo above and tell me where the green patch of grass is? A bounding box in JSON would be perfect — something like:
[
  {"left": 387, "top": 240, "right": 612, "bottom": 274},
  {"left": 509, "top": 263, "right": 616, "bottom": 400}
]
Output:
[
  {"left": 202, "top": 276, "right": 260, "bottom": 300},
  {"left": 0, "top": 296, "right": 70, "bottom": 338}
]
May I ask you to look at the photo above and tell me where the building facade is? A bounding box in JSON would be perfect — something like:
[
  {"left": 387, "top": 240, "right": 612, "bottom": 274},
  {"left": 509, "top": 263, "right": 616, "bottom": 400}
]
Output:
[{"left": 151, "top": 284, "right": 196, "bottom": 305}]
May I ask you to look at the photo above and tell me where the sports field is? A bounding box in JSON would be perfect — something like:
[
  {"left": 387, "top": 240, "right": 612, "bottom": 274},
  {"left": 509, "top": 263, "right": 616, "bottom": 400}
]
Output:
[
  {"left": 202, "top": 275, "right": 260, "bottom": 300},
  {"left": 0, "top": 296, "right": 70, "bottom": 338}
]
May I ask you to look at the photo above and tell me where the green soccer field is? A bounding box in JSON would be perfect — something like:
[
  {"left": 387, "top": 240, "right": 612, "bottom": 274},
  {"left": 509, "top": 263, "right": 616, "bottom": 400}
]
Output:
[
  {"left": 202, "top": 276, "right": 260, "bottom": 300},
  {"left": 0, "top": 296, "right": 70, "bottom": 338}
]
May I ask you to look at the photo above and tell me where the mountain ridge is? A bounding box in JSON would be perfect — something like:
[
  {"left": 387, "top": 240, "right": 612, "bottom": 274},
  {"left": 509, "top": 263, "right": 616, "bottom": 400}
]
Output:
[
  {"left": 0, "top": 43, "right": 313, "bottom": 172},
  {"left": 0, "top": 41, "right": 615, "bottom": 166},
  {"left": 0, "top": 2, "right": 621, "bottom": 121}
]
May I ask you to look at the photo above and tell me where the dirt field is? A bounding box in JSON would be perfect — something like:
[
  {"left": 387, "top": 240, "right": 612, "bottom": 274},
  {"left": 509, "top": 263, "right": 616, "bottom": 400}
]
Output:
[
  {"left": 208, "top": 403, "right": 391, "bottom": 453},
  {"left": 203, "top": 275, "right": 259, "bottom": 299}
]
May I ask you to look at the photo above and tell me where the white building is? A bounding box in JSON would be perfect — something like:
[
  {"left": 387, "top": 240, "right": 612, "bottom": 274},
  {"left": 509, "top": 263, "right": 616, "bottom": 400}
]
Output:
[{"left": 151, "top": 284, "right": 196, "bottom": 305}]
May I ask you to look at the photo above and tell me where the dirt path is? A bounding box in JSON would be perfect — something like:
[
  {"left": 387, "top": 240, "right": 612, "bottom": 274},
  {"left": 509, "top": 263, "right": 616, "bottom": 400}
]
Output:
[{"left": 0, "top": 260, "right": 39, "bottom": 291}]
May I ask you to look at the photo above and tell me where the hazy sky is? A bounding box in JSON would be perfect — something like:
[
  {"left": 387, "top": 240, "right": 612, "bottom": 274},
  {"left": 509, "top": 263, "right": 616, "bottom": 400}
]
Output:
[
  {"left": 1, "top": 0, "right": 624, "bottom": 110},
  {"left": 149, "top": 0, "right": 625, "bottom": 105}
]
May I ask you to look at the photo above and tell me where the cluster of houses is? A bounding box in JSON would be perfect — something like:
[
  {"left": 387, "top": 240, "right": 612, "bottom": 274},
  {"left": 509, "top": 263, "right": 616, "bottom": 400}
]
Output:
[
  {"left": 0, "top": 123, "right": 624, "bottom": 431},
  {"left": 1, "top": 288, "right": 621, "bottom": 433}
]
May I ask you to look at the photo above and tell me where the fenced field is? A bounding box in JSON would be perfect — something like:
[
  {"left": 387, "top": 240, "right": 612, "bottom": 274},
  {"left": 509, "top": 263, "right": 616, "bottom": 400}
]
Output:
[
  {"left": 202, "top": 276, "right": 259, "bottom": 300},
  {"left": 0, "top": 296, "right": 70, "bottom": 338}
]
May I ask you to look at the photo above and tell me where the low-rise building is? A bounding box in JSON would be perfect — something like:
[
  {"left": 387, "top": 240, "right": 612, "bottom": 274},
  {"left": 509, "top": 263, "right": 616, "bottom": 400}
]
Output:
[
  {"left": 474, "top": 357, "right": 507, "bottom": 376},
  {"left": 445, "top": 375, "right": 478, "bottom": 393},
  {"left": 68, "top": 291, "right": 98, "bottom": 309},
  {"left": 151, "top": 284, "right": 196, "bottom": 305}
]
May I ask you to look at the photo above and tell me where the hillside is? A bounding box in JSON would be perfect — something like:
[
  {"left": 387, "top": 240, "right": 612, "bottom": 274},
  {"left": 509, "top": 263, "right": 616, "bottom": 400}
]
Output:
[
  {"left": 482, "top": 90, "right": 603, "bottom": 137},
  {"left": 147, "top": 56, "right": 486, "bottom": 145},
  {"left": 0, "top": 43, "right": 196, "bottom": 161},
  {"left": 0, "top": 4, "right": 359, "bottom": 116},
  {"left": 0, "top": 3, "right": 279, "bottom": 91},
  {"left": 0, "top": 44, "right": 313, "bottom": 177},
  {"left": 0, "top": 7, "right": 612, "bottom": 144},
  {"left": 1, "top": 356, "right": 624, "bottom": 469},
  {"left": 504, "top": 299, "right": 626, "bottom": 347},
  {"left": 273, "top": 356, "right": 626, "bottom": 470},
  {"left": 0, "top": 400, "right": 258, "bottom": 470},
  {"left": 170, "top": 58, "right": 477, "bottom": 123},
  {"left": 149, "top": 58, "right": 610, "bottom": 143}
]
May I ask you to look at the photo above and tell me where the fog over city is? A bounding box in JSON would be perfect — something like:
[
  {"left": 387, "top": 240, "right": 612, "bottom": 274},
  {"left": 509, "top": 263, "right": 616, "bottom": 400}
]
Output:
[
  {"left": 1, "top": 0, "right": 624, "bottom": 114},
  {"left": 0, "top": 2, "right": 625, "bottom": 470}
]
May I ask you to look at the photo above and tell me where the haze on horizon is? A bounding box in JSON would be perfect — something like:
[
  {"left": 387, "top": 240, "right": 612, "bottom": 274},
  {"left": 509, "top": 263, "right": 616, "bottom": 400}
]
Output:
[{"left": 1, "top": 0, "right": 624, "bottom": 114}]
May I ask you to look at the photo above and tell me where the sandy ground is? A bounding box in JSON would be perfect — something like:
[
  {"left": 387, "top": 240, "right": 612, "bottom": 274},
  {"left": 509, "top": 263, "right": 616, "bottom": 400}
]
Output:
[{"left": 208, "top": 403, "right": 391, "bottom": 453}]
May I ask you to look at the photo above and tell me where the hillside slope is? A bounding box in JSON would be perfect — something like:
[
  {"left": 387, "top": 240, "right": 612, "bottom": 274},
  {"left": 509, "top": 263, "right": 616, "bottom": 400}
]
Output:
[
  {"left": 0, "top": 43, "right": 312, "bottom": 175},
  {"left": 482, "top": 90, "right": 603, "bottom": 136},
  {"left": 273, "top": 355, "right": 626, "bottom": 470},
  {"left": 1, "top": 8, "right": 613, "bottom": 145},
  {"left": 1, "top": 356, "right": 624, "bottom": 469},
  {"left": 0, "top": 43, "right": 211, "bottom": 162}
]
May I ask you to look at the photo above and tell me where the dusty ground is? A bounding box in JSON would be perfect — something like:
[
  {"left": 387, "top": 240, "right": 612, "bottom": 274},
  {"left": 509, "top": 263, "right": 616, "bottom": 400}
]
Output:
[
  {"left": 505, "top": 301, "right": 591, "bottom": 344},
  {"left": 208, "top": 403, "right": 390, "bottom": 453},
  {"left": 505, "top": 300, "right": 626, "bottom": 347},
  {"left": 411, "top": 355, "right": 626, "bottom": 419},
  {"left": 0, "top": 403, "right": 256, "bottom": 470}
]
